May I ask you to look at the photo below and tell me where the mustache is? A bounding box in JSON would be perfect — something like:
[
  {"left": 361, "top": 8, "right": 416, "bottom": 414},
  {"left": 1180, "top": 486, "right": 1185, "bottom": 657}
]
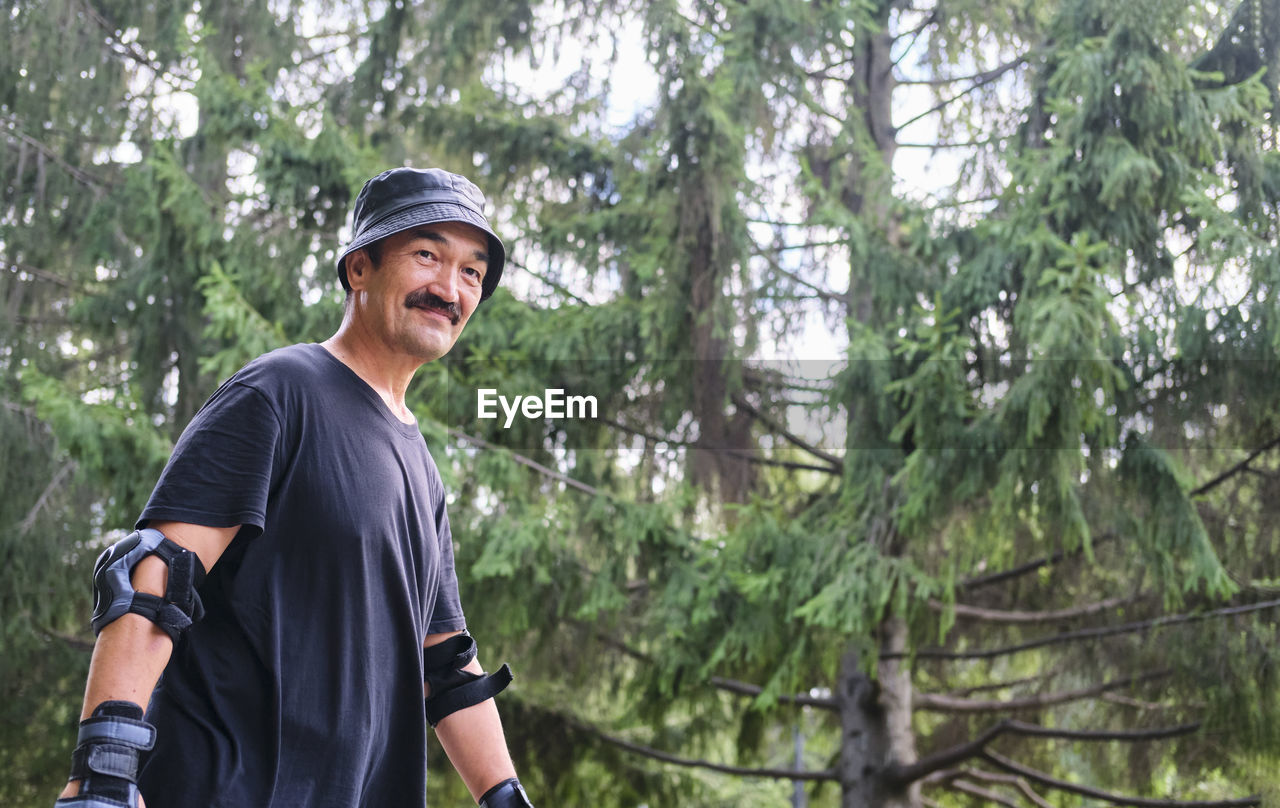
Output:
[{"left": 404, "top": 289, "right": 461, "bottom": 324}]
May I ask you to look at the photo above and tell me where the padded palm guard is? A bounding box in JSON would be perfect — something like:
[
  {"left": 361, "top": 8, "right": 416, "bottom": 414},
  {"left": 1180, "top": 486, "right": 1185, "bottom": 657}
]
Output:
[
  {"left": 55, "top": 700, "right": 155, "bottom": 808},
  {"left": 91, "top": 528, "right": 206, "bottom": 642},
  {"left": 423, "top": 633, "right": 513, "bottom": 727}
]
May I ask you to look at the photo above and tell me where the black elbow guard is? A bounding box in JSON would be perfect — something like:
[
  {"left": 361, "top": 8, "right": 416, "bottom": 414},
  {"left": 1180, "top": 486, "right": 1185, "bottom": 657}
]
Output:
[
  {"left": 423, "top": 633, "right": 512, "bottom": 727},
  {"left": 91, "top": 528, "right": 206, "bottom": 642}
]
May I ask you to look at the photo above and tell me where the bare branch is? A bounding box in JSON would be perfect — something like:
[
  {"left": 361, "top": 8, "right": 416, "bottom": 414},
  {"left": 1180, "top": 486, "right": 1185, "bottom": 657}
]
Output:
[
  {"left": 893, "top": 56, "right": 1028, "bottom": 133},
  {"left": 563, "top": 714, "right": 838, "bottom": 782},
  {"left": 999, "top": 720, "right": 1201, "bottom": 743},
  {"left": 2, "top": 257, "right": 85, "bottom": 290},
  {"left": 731, "top": 393, "right": 844, "bottom": 471},
  {"left": 960, "top": 770, "right": 1055, "bottom": 808},
  {"left": 948, "top": 779, "right": 1022, "bottom": 807},
  {"left": 1190, "top": 432, "right": 1280, "bottom": 497},
  {"left": 17, "top": 462, "right": 75, "bottom": 537},
  {"left": 1, "top": 125, "right": 108, "bottom": 190},
  {"left": 929, "top": 595, "right": 1139, "bottom": 624},
  {"left": 915, "top": 671, "right": 1170, "bottom": 713},
  {"left": 447, "top": 428, "right": 601, "bottom": 497},
  {"left": 982, "top": 750, "right": 1261, "bottom": 807},
  {"left": 957, "top": 533, "right": 1119, "bottom": 592},
  {"left": 709, "top": 676, "right": 837, "bottom": 710},
  {"left": 900, "top": 598, "right": 1280, "bottom": 661},
  {"left": 598, "top": 417, "right": 841, "bottom": 474},
  {"left": 508, "top": 258, "right": 592, "bottom": 306},
  {"left": 891, "top": 718, "right": 1201, "bottom": 786},
  {"left": 896, "top": 55, "right": 1029, "bottom": 86},
  {"left": 752, "top": 247, "right": 850, "bottom": 305},
  {"left": 890, "top": 11, "right": 939, "bottom": 67}
]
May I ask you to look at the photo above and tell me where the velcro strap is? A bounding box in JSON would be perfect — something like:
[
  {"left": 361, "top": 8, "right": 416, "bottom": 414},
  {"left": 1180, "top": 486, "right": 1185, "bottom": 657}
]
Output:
[
  {"left": 69, "top": 743, "right": 141, "bottom": 781},
  {"left": 158, "top": 539, "right": 205, "bottom": 621},
  {"left": 77, "top": 715, "right": 156, "bottom": 750},
  {"left": 426, "top": 664, "right": 513, "bottom": 727},
  {"left": 423, "top": 633, "right": 477, "bottom": 673},
  {"left": 126, "top": 594, "right": 193, "bottom": 642}
]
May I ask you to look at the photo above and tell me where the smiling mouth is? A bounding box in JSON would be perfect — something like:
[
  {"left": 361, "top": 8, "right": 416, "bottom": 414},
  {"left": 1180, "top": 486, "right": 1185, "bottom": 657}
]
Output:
[{"left": 412, "top": 305, "right": 457, "bottom": 324}]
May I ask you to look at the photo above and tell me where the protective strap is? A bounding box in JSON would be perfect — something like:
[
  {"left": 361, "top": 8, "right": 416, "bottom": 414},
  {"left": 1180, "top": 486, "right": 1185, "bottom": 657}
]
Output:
[
  {"left": 422, "top": 632, "right": 478, "bottom": 671},
  {"left": 54, "top": 797, "right": 135, "bottom": 808},
  {"left": 425, "top": 664, "right": 513, "bottom": 727},
  {"left": 479, "top": 777, "right": 534, "bottom": 808}
]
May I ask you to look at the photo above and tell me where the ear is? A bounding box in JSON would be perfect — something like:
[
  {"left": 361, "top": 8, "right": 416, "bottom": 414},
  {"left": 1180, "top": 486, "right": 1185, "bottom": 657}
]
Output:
[{"left": 344, "top": 248, "right": 374, "bottom": 291}]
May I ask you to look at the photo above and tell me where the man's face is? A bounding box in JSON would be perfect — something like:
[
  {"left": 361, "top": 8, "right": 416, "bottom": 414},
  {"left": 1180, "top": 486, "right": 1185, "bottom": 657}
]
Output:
[{"left": 345, "top": 220, "right": 489, "bottom": 363}]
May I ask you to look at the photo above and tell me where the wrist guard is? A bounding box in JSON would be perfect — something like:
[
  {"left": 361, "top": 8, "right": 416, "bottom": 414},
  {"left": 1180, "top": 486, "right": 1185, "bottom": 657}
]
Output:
[
  {"left": 479, "top": 778, "right": 533, "bottom": 808},
  {"left": 55, "top": 701, "right": 154, "bottom": 808},
  {"left": 423, "top": 633, "right": 513, "bottom": 727}
]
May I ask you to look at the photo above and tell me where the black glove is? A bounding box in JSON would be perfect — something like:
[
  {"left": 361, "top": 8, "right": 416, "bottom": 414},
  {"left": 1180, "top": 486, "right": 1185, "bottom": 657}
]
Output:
[
  {"left": 479, "top": 777, "right": 534, "bottom": 808},
  {"left": 55, "top": 701, "right": 154, "bottom": 808}
]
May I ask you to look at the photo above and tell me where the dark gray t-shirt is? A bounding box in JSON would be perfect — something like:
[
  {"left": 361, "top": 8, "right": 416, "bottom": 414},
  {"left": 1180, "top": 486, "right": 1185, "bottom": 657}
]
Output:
[{"left": 136, "top": 343, "right": 466, "bottom": 808}]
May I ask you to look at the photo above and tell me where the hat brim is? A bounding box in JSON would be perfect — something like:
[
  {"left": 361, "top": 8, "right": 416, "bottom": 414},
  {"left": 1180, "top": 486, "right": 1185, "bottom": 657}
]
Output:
[{"left": 336, "top": 201, "right": 505, "bottom": 300}]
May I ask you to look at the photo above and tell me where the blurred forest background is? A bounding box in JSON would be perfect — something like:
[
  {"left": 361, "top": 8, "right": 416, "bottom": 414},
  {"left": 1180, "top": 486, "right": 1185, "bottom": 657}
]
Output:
[{"left": 3, "top": 0, "right": 1280, "bottom": 806}]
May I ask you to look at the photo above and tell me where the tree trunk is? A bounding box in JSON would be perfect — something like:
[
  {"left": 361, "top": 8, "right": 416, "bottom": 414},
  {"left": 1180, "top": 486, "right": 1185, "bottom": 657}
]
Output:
[{"left": 836, "top": 625, "right": 919, "bottom": 808}]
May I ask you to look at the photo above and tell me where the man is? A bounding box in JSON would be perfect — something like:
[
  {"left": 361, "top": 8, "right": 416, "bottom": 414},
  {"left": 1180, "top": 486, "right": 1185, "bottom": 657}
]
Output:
[{"left": 55, "top": 168, "right": 533, "bottom": 808}]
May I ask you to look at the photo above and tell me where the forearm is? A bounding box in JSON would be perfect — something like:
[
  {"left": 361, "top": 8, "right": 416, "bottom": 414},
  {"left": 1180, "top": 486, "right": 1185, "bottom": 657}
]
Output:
[
  {"left": 432, "top": 658, "right": 518, "bottom": 802},
  {"left": 58, "top": 560, "right": 173, "bottom": 800}
]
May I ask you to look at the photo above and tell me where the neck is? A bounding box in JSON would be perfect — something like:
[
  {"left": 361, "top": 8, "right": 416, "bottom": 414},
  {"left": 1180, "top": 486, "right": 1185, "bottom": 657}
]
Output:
[{"left": 322, "top": 319, "right": 423, "bottom": 424}]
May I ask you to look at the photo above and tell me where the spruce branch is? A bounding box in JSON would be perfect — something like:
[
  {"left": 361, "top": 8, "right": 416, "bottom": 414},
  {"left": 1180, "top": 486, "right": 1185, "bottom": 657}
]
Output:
[{"left": 981, "top": 750, "right": 1261, "bottom": 807}]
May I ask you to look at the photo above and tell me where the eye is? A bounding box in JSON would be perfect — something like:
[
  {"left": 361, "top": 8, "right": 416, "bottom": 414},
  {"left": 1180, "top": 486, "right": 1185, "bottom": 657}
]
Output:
[
  {"left": 417, "top": 250, "right": 436, "bottom": 261},
  {"left": 463, "top": 266, "right": 483, "bottom": 280}
]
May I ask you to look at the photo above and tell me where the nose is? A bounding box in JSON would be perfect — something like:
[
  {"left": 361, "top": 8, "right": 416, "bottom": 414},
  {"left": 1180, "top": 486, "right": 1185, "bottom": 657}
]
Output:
[{"left": 426, "top": 261, "right": 460, "bottom": 304}]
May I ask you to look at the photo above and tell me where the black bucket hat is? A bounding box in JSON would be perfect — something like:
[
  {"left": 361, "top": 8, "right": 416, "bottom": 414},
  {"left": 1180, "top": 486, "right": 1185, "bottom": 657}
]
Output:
[{"left": 336, "top": 167, "right": 506, "bottom": 300}]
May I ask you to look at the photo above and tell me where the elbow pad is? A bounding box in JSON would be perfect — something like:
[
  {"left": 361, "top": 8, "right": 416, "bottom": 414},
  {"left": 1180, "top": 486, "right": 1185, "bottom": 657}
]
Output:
[
  {"left": 423, "top": 633, "right": 513, "bottom": 727},
  {"left": 91, "top": 528, "right": 206, "bottom": 642}
]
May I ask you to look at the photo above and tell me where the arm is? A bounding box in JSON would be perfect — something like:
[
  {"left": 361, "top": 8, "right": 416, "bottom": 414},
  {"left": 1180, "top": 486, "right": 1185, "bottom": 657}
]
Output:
[
  {"left": 57, "top": 521, "right": 238, "bottom": 802},
  {"left": 423, "top": 630, "right": 523, "bottom": 805}
]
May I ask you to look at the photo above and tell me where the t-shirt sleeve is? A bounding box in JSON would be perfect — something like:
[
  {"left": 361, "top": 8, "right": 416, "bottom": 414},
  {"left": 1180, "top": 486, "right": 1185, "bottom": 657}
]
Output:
[
  {"left": 426, "top": 492, "right": 467, "bottom": 634},
  {"left": 138, "top": 380, "right": 281, "bottom": 536}
]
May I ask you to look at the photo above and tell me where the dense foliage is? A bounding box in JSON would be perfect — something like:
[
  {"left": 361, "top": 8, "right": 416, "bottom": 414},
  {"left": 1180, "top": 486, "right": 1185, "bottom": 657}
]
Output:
[{"left": 3, "top": 1, "right": 1279, "bottom": 806}]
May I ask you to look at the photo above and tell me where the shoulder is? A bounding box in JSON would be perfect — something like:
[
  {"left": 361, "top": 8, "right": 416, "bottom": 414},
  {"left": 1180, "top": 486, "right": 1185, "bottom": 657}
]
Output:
[{"left": 228, "top": 344, "right": 334, "bottom": 395}]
